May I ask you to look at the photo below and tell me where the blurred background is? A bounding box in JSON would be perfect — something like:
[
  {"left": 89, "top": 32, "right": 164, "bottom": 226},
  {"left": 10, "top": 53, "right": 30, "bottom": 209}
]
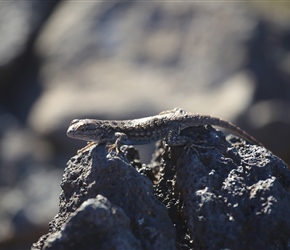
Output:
[{"left": 1, "top": 1, "right": 290, "bottom": 249}]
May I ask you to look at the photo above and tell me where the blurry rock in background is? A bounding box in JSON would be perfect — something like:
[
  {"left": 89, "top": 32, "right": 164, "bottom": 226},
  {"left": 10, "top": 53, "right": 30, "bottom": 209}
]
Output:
[{"left": 0, "top": 1, "right": 290, "bottom": 249}]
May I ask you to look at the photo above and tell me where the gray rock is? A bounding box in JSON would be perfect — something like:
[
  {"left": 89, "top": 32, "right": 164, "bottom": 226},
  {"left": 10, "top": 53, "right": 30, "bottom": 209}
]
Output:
[
  {"left": 43, "top": 195, "right": 142, "bottom": 250},
  {"left": 155, "top": 126, "right": 290, "bottom": 249},
  {"left": 33, "top": 126, "right": 290, "bottom": 249},
  {"left": 32, "top": 144, "right": 176, "bottom": 250}
]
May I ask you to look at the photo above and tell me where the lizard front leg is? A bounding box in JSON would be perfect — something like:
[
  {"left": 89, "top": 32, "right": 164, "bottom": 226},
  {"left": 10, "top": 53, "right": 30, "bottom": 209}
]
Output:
[
  {"left": 107, "top": 132, "right": 129, "bottom": 154},
  {"left": 77, "top": 141, "right": 97, "bottom": 154}
]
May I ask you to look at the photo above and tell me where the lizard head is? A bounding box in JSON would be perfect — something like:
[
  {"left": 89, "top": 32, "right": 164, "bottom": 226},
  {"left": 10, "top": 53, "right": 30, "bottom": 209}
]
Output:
[{"left": 66, "top": 119, "right": 111, "bottom": 143}]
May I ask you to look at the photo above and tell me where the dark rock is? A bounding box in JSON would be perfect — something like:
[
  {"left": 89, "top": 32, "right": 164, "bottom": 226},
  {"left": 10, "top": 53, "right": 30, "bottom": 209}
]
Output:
[
  {"left": 32, "top": 144, "right": 176, "bottom": 250},
  {"left": 156, "top": 126, "right": 290, "bottom": 249},
  {"left": 33, "top": 126, "right": 290, "bottom": 249},
  {"left": 43, "top": 195, "right": 142, "bottom": 250}
]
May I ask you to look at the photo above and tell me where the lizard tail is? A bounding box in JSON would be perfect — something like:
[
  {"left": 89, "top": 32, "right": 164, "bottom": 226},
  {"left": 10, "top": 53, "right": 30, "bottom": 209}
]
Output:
[{"left": 186, "top": 115, "right": 263, "bottom": 147}]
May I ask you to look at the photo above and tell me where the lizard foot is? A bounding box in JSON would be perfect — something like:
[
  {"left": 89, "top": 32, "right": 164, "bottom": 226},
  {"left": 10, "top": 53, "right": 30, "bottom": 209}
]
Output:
[
  {"left": 107, "top": 144, "right": 120, "bottom": 155},
  {"left": 107, "top": 135, "right": 125, "bottom": 155}
]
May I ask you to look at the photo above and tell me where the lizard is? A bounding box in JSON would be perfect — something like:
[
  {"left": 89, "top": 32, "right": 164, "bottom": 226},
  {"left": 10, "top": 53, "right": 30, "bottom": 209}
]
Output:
[{"left": 66, "top": 108, "right": 263, "bottom": 154}]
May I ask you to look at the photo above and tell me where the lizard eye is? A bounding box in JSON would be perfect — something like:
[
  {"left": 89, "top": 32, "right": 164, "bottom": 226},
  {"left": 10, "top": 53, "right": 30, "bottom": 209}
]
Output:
[
  {"left": 70, "top": 119, "right": 80, "bottom": 126},
  {"left": 78, "top": 125, "right": 87, "bottom": 132}
]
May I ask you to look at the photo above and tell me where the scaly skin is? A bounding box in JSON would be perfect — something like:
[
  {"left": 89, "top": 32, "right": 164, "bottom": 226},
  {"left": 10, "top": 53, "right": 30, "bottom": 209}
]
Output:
[{"left": 67, "top": 108, "right": 263, "bottom": 153}]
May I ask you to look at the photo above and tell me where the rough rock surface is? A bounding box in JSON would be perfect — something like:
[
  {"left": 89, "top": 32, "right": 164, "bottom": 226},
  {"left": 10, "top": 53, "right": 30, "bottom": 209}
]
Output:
[
  {"left": 155, "top": 127, "right": 290, "bottom": 249},
  {"left": 42, "top": 196, "right": 142, "bottom": 250},
  {"left": 33, "top": 126, "right": 290, "bottom": 249},
  {"left": 32, "top": 143, "right": 176, "bottom": 250}
]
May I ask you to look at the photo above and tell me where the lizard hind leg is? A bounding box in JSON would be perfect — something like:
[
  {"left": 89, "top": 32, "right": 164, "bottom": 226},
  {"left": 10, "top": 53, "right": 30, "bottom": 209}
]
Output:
[
  {"left": 184, "top": 142, "right": 215, "bottom": 155},
  {"left": 167, "top": 129, "right": 215, "bottom": 155}
]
